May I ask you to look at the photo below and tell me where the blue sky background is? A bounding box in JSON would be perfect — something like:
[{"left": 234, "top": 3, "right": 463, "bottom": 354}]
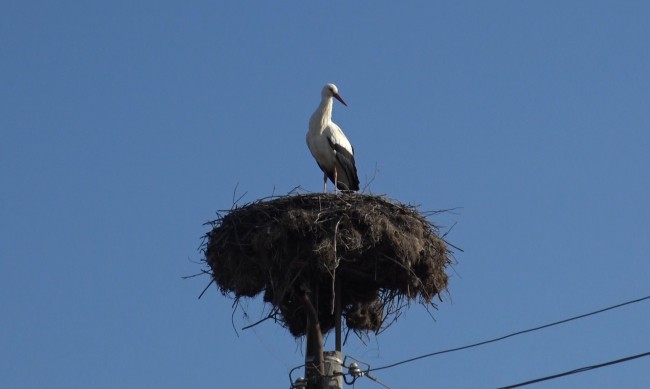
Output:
[{"left": 2, "top": 1, "right": 649, "bottom": 388}]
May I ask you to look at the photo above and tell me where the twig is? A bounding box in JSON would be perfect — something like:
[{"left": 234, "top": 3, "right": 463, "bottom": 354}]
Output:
[
  {"left": 331, "top": 218, "right": 342, "bottom": 315},
  {"left": 241, "top": 311, "right": 277, "bottom": 331},
  {"left": 231, "top": 183, "right": 248, "bottom": 206},
  {"left": 362, "top": 162, "right": 379, "bottom": 194},
  {"left": 198, "top": 279, "right": 214, "bottom": 299},
  {"left": 231, "top": 297, "right": 240, "bottom": 337},
  {"left": 182, "top": 269, "right": 211, "bottom": 279}
]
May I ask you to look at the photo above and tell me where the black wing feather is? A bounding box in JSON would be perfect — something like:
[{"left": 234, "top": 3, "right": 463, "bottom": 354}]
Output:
[{"left": 328, "top": 138, "right": 360, "bottom": 191}]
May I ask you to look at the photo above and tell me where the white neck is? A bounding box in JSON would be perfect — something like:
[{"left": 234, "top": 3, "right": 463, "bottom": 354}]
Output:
[{"left": 309, "top": 96, "right": 333, "bottom": 133}]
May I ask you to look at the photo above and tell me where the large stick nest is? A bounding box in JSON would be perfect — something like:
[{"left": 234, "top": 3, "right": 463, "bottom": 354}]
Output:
[{"left": 203, "top": 193, "right": 453, "bottom": 337}]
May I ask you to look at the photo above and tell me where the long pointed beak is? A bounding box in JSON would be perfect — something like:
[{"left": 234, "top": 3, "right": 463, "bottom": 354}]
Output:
[{"left": 333, "top": 93, "right": 347, "bottom": 107}]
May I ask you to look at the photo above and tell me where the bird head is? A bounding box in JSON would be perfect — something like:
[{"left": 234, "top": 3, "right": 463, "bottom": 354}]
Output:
[{"left": 322, "top": 83, "right": 347, "bottom": 106}]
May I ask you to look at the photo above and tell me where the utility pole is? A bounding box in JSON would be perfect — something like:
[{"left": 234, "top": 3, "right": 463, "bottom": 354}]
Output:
[
  {"left": 322, "top": 214, "right": 344, "bottom": 388},
  {"left": 321, "top": 277, "right": 343, "bottom": 388},
  {"left": 302, "top": 289, "right": 324, "bottom": 388},
  {"left": 302, "top": 278, "right": 344, "bottom": 389}
]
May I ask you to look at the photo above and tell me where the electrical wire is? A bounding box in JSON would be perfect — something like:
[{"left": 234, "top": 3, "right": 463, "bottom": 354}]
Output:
[
  {"left": 289, "top": 294, "right": 650, "bottom": 387},
  {"left": 496, "top": 350, "right": 650, "bottom": 388},
  {"left": 365, "top": 372, "right": 393, "bottom": 389},
  {"left": 368, "top": 294, "right": 650, "bottom": 372}
]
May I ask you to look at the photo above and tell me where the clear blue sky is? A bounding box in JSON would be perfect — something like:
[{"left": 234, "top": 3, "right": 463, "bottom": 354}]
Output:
[{"left": 2, "top": 1, "right": 649, "bottom": 388}]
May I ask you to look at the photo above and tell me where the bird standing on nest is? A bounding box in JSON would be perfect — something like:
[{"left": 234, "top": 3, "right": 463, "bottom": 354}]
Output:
[{"left": 307, "top": 83, "right": 360, "bottom": 193}]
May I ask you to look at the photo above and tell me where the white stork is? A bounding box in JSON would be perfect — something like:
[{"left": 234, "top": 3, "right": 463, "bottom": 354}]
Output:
[{"left": 306, "top": 83, "right": 360, "bottom": 192}]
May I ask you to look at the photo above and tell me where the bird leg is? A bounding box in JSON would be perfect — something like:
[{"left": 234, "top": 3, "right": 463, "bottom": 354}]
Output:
[
  {"left": 323, "top": 171, "right": 328, "bottom": 193},
  {"left": 334, "top": 167, "right": 338, "bottom": 194}
]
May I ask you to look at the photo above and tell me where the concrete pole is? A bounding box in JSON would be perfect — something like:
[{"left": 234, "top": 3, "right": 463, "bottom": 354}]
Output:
[
  {"left": 302, "top": 289, "right": 324, "bottom": 389},
  {"left": 335, "top": 278, "right": 342, "bottom": 352},
  {"left": 322, "top": 277, "right": 344, "bottom": 388},
  {"left": 323, "top": 351, "right": 343, "bottom": 389}
]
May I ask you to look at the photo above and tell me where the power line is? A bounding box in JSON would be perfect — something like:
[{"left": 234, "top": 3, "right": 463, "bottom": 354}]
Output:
[
  {"left": 496, "top": 350, "right": 650, "bottom": 388},
  {"left": 292, "top": 294, "right": 650, "bottom": 386},
  {"left": 368, "top": 294, "right": 650, "bottom": 372}
]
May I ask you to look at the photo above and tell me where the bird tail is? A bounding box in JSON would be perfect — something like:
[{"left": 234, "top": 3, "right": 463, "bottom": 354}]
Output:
[{"left": 336, "top": 157, "right": 360, "bottom": 191}]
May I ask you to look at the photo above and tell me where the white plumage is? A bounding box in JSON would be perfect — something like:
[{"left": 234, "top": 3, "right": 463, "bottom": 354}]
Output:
[{"left": 306, "top": 84, "right": 360, "bottom": 192}]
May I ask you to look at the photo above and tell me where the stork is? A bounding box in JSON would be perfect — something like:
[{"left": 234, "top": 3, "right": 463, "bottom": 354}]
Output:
[{"left": 306, "top": 84, "right": 360, "bottom": 192}]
